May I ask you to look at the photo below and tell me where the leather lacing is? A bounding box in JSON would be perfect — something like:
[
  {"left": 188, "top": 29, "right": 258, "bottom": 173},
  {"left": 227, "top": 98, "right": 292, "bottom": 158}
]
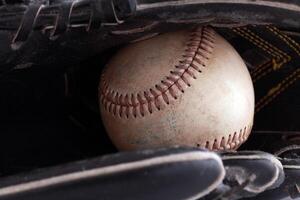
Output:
[{"left": 10, "top": 0, "right": 125, "bottom": 49}]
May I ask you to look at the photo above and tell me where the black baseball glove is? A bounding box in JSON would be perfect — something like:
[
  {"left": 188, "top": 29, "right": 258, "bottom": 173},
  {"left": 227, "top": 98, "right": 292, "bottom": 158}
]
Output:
[
  {"left": 0, "top": 1, "right": 299, "bottom": 200},
  {"left": 1, "top": 0, "right": 300, "bottom": 72},
  {"left": 0, "top": 147, "right": 288, "bottom": 200}
]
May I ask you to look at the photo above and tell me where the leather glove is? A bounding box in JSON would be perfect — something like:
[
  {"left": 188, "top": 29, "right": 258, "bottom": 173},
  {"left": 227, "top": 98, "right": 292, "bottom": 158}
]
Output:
[
  {"left": 0, "top": 147, "right": 224, "bottom": 200},
  {"left": 0, "top": 147, "right": 288, "bottom": 200},
  {"left": 0, "top": 0, "right": 299, "bottom": 72},
  {"left": 245, "top": 145, "right": 300, "bottom": 200},
  {"left": 0, "top": 1, "right": 299, "bottom": 200}
]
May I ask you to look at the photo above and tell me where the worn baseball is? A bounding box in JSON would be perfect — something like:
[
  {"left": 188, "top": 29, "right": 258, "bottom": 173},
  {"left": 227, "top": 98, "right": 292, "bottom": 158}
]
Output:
[{"left": 99, "top": 27, "right": 254, "bottom": 151}]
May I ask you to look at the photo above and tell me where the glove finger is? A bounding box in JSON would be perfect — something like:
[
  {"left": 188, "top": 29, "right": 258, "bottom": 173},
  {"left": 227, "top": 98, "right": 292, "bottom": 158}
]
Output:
[
  {"left": 246, "top": 145, "right": 300, "bottom": 200},
  {"left": 0, "top": 147, "right": 224, "bottom": 200},
  {"left": 203, "top": 151, "right": 284, "bottom": 200}
]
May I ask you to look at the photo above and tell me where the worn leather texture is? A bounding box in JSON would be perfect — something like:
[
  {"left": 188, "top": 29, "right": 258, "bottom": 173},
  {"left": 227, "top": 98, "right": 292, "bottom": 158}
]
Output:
[
  {"left": 0, "top": 148, "right": 225, "bottom": 200},
  {"left": 99, "top": 27, "right": 255, "bottom": 151},
  {"left": 1, "top": 0, "right": 300, "bottom": 73}
]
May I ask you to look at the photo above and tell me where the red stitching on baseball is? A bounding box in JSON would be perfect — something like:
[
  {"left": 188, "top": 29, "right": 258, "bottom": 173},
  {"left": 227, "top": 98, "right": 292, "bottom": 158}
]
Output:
[
  {"left": 99, "top": 27, "right": 253, "bottom": 150},
  {"left": 204, "top": 125, "right": 252, "bottom": 151},
  {"left": 99, "top": 26, "right": 215, "bottom": 118}
]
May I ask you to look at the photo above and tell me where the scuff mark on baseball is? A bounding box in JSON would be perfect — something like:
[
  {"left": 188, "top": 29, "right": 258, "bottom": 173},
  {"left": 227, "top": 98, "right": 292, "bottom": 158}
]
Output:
[{"left": 99, "top": 26, "right": 255, "bottom": 151}]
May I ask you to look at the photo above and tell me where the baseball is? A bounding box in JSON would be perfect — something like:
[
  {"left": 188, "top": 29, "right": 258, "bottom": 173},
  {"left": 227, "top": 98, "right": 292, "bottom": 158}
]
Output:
[{"left": 99, "top": 26, "right": 254, "bottom": 151}]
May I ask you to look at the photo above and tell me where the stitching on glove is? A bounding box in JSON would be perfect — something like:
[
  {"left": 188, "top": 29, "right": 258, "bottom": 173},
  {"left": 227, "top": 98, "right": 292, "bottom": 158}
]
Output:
[{"left": 99, "top": 26, "right": 215, "bottom": 119}]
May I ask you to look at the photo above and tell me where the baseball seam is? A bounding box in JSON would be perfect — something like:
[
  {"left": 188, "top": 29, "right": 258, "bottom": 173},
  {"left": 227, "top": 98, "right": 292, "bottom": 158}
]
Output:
[
  {"left": 100, "top": 26, "right": 214, "bottom": 118},
  {"left": 99, "top": 26, "right": 252, "bottom": 150},
  {"left": 201, "top": 125, "right": 252, "bottom": 150}
]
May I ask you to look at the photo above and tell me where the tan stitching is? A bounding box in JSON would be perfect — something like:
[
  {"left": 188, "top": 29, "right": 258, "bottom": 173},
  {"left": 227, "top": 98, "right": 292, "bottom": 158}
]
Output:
[
  {"left": 252, "top": 65, "right": 273, "bottom": 82},
  {"left": 99, "top": 27, "right": 215, "bottom": 118},
  {"left": 232, "top": 27, "right": 291, "bottom": 82},
  {"left": 232, "top": 27, "right": 290, "bottom": 66},
  {"left": 233, "top": 27, "right": 290, "bottom": 60},
  {"left": 267, "top": 26, "right": 300, "bottom": 56},
  {"left": 251, "top": 60, "right": 271, "bottom": 78},
  {"left": 233, "top": 26, "right": 300, "bottom": 113},
  {"left": 255, "top": 68, "right": 300, "bottom": 112},
  {"left": 252, "top": 58, "right": 287, "bottom": 82}
]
